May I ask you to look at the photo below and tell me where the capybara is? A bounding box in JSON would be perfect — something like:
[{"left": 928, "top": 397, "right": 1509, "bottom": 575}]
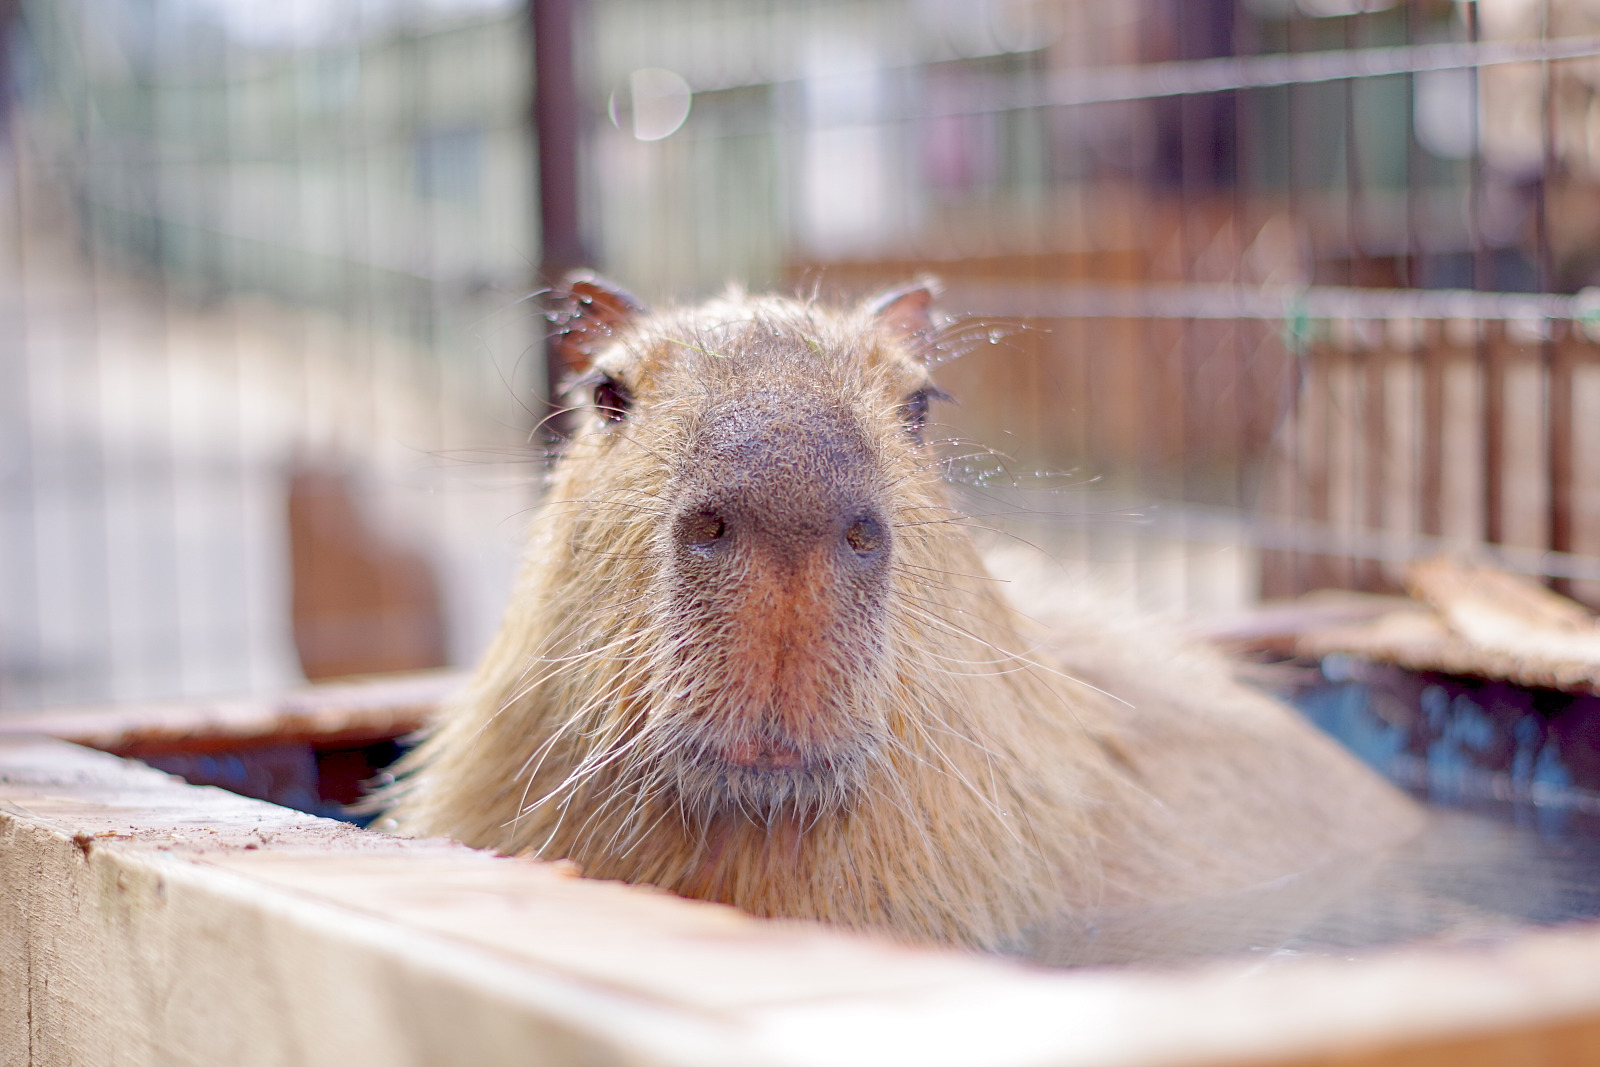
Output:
[{"left": 385, "top": 276, "right": 1421, "bottom": 953}]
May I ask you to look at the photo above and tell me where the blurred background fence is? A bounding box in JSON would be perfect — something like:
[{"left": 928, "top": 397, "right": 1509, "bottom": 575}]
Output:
[
  {"left": 6, "top": 0, "right": 1600, "bottom": 712},
  {"left": 1, "top": 0, "right": 543, "bottom": 709}
]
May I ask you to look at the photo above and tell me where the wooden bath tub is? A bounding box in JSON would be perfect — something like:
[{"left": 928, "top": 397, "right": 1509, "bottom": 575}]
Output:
[{"left": 4, "top": 669, "right": 1600, "bottom": 1067}]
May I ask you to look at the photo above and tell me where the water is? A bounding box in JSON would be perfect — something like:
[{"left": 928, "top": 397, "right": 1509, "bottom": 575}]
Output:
[
  {"left": 1031, "top": 667, "right": 1600, "bottom": 968},
  {"left": 1031, "top": 808, "right": 1600, "bottom": 967}
]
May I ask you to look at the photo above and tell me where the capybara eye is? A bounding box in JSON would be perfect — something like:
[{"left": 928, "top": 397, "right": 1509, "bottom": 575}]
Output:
[
  {"left": 901, "top": 390, "right": 930, "bottom": 431},
  {"left": 846, "top": 515, "right": 883, "bottom": 555},
  {"left": 680, "top": 510, "right": 726, "bottom": 548},
  {"left": 898, "top": 387, "right": 949, "bottom": 440},
  {"left": 593, "top": 376, "right": 632, "bottom": 422}
]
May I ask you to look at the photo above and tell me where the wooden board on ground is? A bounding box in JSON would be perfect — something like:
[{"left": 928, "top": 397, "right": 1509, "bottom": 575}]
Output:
[{"left": 10, "top": 737, "right": 1600, "bottom": 1065}]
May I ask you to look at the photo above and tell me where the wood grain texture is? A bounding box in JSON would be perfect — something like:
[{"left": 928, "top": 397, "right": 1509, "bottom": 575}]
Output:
[{"left": 11, "top": 738, "right": 1600, "bottom": 1066}]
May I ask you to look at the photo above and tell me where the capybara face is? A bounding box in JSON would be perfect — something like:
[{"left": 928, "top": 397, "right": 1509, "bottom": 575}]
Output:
[{"left": 560, "top": 291, "right": 941, "bottom": 818}]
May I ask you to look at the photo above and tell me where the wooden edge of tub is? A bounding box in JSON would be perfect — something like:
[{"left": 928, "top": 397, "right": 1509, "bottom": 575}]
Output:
[
  {"left": 0, "top": 669, "right": 467, "bottom": 755},
  {"left": 7, "top": 736, "right": 1600, "bottom": 1066}
]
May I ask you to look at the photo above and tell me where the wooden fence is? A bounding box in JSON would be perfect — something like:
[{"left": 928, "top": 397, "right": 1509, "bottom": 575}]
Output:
[{"left": 791, "top": 238, "right": 1600, "bottom": 611}]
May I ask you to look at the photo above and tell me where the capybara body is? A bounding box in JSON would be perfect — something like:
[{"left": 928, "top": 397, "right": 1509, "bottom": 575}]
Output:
[{"left": 386, "top": 278, "right": 1421, "bottom": 953}]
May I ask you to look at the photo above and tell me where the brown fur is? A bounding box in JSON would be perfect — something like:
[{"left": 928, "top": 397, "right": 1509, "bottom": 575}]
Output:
[{"left": 385, "top": 282, "right": 1422, "bottom": 954}]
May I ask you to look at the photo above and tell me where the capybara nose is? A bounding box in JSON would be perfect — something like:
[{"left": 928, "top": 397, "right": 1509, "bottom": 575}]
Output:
[
  {"left": 672, "top": 497, "right": 888, "bottom": 571},
  {"left": 672, "top": 397, "right": 889, "bottom": 572}
]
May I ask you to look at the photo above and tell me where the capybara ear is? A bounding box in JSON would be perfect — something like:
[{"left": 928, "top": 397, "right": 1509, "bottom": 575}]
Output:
[
  {"left": 866, "top": 277, "right": 941, "bottom": 351},
  {"left": 549, "top": 271, "right": 647, "bottom": 377}
]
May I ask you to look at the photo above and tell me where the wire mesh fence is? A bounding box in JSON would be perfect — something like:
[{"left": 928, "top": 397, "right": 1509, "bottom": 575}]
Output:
[
  {"left": 1, "top": 0, "right": 543, "bottom": 710},
  {"left": 587, "top": 0, "right": 1600, "bottom": 609},
  {"left": 5, "top": 0, "right": 1600, "bottom": 711}
]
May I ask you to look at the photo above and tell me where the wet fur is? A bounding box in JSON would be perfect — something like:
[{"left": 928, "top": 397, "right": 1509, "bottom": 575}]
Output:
[{"left": 385, "top": 288, "right": 1421, "bottom": 954}]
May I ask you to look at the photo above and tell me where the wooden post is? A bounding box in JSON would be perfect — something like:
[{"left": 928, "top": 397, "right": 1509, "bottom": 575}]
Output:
[{"left": 530, "top": 0, "right": 588, "bottom": 433}]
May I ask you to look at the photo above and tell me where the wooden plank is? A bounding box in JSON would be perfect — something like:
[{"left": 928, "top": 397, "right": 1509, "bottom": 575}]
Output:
[
  {"left": 0, "top": 670, "right": 464, "bottom": 755},
  {"left": 1361, "top": 344, "right": 1389, "bottom": 591},
  {"left": 1419, "top": 335, "right": 1446, "bottom": 538},
  {"left": 13, "top": 739, "right": 1600, "bottom": 1065},
  {"left": 1192, "top": 589, "right": 1411, "bottom": 656},
  {"left": 1408, "top": 555, "right": 1598, "bottom": 638},
  {"left": 1299, "top": 558, "right": 1600, "bottom": 693},
  {"left": 1481, "top": 322, "right": 1506, "bottom": 547},
  {"left": 0, "top": 737, "right": 985, "bottom": 1066}
]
